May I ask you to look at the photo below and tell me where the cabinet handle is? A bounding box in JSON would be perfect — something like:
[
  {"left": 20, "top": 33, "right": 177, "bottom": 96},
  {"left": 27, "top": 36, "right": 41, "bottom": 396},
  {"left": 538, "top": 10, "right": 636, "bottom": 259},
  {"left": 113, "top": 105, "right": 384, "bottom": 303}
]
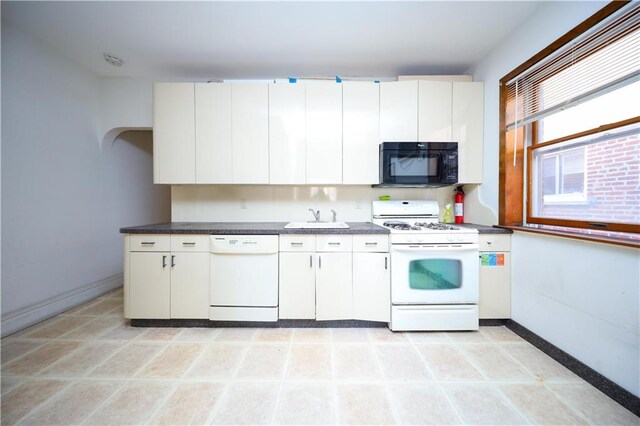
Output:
[
  {"left": 182, "top": 242, "right": 196, "bottom": 246},
  {"left": 328, "top": 242, "right": 340, "bottom": 246},
  {"left": 171, "top": 255, "right": 176, "bottom": 267},
  {"left": 318, "top": 256, "right": 322, "bottom": 269},
  {"left": 162, "top": 255, "right": 167, "bottom": 268},
  {"left": 310, "top": 255, "right": 313, "bottom": 268},
  {"left": 291, "top": 242, "right": 303, "bottom": 246},
  {"left": 365, "top": 242, "right": 378, "bottom": 246},
  {"left": 486, "top": 241, "right": 492, "bottom": 245},
  {"left": 141, "top": 241, "right": 155, "bottom": 245},
  {"left": 385, "top": 256, "right": 388, "bottom": 270}
]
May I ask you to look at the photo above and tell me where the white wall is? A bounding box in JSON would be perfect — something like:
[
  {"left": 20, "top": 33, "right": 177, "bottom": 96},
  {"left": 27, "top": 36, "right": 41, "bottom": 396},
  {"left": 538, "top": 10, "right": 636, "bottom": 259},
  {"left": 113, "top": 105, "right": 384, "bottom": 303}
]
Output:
[
  {"left": 1, "top": 23, "right": 169, "bottom": 335},
  {"left": 512, "top": 233, "right": 639, "bottom": 395},
  {"left": 468, "top": 1, "right": 640, "bottom": 396}
]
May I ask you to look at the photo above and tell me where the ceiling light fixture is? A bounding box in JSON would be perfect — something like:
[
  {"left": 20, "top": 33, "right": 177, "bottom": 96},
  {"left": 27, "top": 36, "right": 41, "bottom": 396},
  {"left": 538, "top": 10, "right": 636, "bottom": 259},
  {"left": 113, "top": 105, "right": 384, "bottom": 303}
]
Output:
[{"left": 103, "top": 53, "right": 124, "bottom": 67}]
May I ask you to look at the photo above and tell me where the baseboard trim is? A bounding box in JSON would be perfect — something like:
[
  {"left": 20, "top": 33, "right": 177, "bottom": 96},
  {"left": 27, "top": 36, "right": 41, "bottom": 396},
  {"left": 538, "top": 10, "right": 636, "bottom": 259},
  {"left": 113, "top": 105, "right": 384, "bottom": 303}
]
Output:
[
  {"left": 1, "top": 273, "right": 123, "bottom": 337},
  {"left": 505, "top": 319, "right": 640, "bottom": 417},
  {"left": 130, "top": 319, "right": 388, "bottom": 328}
]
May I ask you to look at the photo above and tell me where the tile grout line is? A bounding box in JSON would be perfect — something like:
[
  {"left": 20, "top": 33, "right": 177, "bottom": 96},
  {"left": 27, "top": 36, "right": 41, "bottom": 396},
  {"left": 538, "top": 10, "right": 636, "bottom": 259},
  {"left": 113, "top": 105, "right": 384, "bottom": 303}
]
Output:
[
  {"left": 204, "top": 334, "right": 255, "bottom": 424},
  {"left": 269, "top": 333, "right": 293, "bottom": 425},
  {"left": 77, "top": 334, "right": 176, "bottom": 426},
  {"left": 369, "top": 334, "right": 403, "bottom": 425},
  {"left": 329, "top": 329, "right": 340, "bottom": 425},
  {"left": 409, "top": 334, "right": 466, "bottom": 425}
]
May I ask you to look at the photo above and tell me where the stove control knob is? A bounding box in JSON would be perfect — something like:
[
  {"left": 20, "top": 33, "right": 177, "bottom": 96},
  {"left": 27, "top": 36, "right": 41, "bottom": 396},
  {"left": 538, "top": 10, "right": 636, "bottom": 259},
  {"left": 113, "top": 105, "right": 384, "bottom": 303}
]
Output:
[
  {"left": 457, "top": 236, "right": 464, "bottom": 242},
  {"left": 447, "top": 235, "right": 454, "bottom": 242},
  {"left": 416, "top": 237, "right": 423, "bottom": 243}
]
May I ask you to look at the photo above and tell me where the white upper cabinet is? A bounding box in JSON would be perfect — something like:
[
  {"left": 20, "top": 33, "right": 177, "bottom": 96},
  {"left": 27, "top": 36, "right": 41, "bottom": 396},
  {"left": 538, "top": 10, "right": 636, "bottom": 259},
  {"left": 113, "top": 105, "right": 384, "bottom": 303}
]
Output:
[
  {"left": 343, "top": 81, "right": 380, "bottom": 184},
  {"left": 269, "top": 83, "right": 306, "bottom": 184},
  {"left": 418, "top": 81, "right": 452, "bottom": 141},
  {"left": 306, "top": 81, "right": 343, "bottom": 184},
  {"left": 452, "top": 82, "right": 484, "bottom": 184},
  {"left": 232, "top": 83, "right": 269, "bottom": 184},
  {"left": 380, "top": 80, "right": 418, "bottom": 142},
  {"left": 153, "top": 83, "right": 196, "bottom": 184},
  {"left": 195, "top": 83, "right": 233, "bottom": 183}
]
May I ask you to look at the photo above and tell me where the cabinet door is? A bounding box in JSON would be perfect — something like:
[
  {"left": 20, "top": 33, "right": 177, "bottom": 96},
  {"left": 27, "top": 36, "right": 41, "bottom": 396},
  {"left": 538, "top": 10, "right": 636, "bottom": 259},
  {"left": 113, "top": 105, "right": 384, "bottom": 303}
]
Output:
[
  {"left": 269, "top": 83, "right": 306, "bottom": 184},
  {"left": 452, "top": 82, "right": 484, "bottom": 183},
  {"left": 153, "top": 83, "right": 196, "bottom": 184},
  {"left": 279, "top": 252, "right": 316, "bottom": 319},
  {"left": 316, "top": 252, "right": 352, "bottom": 320},
  {"left": 170, "top": 252, "right": 210, "bottom": 319},
  {"left": 353, "top": 253, "right": 390, "bottom": 322},
  {"left": 129, "top": 252, "right": 170, "bottom": 319},
  {"left": 195, "top": 83, "right": 232, "bottom": 183},
  {"left": 479, "top": 252, "right": 511, "bottom": 319},
  {"left": 343, "top": 81, "right": 380, "bottom": 184},
  {"left": 418, "top": 81, "right": 452, "bottom": 141},
  {"left": 380, "top": 81, "right": 418, "bottom": 143},
  {"left": 306, "top": 81, "right": 343, "bottom": 184},
  {"left": 232, "top": 83, "right": 269, "bottom": 183}
]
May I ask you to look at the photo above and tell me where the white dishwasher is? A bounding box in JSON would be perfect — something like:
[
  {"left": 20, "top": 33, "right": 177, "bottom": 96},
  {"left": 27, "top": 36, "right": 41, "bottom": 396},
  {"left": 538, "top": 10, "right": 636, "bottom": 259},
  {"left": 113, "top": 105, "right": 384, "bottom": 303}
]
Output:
[{"left": 209, "top": 235, "right": 279, "bottom": 321}]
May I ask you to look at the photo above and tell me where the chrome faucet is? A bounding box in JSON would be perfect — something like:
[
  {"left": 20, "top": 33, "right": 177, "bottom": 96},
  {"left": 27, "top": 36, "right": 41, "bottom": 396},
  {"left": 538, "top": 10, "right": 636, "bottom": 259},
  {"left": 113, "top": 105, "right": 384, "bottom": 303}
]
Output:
[
  {"left": 331, "top": 209, "right": 338, "bottom": 223},
  {"left": 308, "top": 208, "right": 321, "bottom": 222}
]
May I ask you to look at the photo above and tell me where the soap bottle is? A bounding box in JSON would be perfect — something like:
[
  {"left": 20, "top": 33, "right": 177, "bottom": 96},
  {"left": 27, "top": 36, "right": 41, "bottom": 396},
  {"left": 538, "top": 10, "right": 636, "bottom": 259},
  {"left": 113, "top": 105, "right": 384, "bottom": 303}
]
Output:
[{"left": 442, "top": 204, "right": 454, "bottom": 223}]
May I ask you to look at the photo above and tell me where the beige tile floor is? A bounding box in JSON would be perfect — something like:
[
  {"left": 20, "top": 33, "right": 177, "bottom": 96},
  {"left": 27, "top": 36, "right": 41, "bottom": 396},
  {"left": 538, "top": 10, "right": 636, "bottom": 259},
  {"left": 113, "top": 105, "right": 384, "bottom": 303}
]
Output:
[{"left": 1, "top": 287, "right": 638, "bottom": 425}]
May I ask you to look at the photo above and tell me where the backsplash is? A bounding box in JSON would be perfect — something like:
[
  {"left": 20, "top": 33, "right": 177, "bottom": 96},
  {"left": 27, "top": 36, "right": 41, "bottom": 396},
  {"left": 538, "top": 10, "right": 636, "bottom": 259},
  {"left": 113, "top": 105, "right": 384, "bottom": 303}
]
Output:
[{"left": 171, "top": 185, "right": 456, "bottom": 222}]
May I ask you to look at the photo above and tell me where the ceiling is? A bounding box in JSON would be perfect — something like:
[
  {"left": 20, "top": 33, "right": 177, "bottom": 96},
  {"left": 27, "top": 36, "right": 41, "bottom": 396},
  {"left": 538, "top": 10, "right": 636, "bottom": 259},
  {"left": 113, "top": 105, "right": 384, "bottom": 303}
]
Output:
[{"left": 2, "top": 1, "right": 543, "bottom": 80}]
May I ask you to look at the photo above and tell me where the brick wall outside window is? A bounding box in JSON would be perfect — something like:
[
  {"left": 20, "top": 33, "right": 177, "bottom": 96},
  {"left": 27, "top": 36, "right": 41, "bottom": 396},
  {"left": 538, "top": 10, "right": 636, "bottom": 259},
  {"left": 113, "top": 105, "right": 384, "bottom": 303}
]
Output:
[{"left": 538, "top": 134, "right": 639, "bottom": 224}]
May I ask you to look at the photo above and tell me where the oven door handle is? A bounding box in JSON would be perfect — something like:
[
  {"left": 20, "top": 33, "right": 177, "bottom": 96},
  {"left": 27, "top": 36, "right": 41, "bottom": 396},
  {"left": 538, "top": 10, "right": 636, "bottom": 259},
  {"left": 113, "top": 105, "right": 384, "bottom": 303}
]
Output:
[{"left": 392, "top": 244, "right": 479, "bottom": 252}]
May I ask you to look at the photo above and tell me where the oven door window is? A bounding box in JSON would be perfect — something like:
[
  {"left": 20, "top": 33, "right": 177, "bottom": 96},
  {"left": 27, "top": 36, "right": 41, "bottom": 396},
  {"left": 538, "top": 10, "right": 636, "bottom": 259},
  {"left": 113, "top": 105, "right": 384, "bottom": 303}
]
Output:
[{"left": 409, "top": 259, "right": 462, "bottom": 290}]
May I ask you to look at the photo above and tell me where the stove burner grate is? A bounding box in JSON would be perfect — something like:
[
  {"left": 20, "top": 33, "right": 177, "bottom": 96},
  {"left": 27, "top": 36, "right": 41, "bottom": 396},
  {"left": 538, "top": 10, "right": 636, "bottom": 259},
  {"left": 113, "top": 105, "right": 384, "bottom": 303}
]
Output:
[
  {"left": 382, "top": 221, "right": 421, "bottom": 231},
  {"left": 414, "top": 222, "right": 460, "bottom": 231}
]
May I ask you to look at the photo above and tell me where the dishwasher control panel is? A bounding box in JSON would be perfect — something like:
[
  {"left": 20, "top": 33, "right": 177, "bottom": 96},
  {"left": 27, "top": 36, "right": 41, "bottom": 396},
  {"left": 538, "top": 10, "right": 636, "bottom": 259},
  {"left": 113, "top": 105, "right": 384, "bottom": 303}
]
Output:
[{"left": 210, "top": 235, "right": 279, "bottom": 254}]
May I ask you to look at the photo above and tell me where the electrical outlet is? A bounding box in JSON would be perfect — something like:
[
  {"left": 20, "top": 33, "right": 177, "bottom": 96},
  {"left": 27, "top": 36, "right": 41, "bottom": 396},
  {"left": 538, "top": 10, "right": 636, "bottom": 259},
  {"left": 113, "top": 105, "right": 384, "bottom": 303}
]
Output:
[
  {"left": 240, "top": 199, "right": 247, "bottom": 209},
  {"left": 355, "top": 199, "right": 363, "bottom": 209}
]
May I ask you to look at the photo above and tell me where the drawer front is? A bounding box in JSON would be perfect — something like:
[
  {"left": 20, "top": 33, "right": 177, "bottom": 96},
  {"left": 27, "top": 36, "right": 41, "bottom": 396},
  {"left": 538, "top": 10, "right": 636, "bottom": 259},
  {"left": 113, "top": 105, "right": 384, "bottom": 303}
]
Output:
[
  {"left": 479, "top": 234, "right": 511, "bottom": 252},
  {"left": 279, "top": 235, "right": 315, "bottom": 252},
  {"left": 171, "top": 235, "right": 210, "bottom": 252},
  {"left": 352, "top": 235, "right": 389, "bottom": 252},
  {"left": 316, "top": 235, "right": 353, "bottom": 252},
  {"left": 129, "top": 234, "right": 170, "bottom": 252}
]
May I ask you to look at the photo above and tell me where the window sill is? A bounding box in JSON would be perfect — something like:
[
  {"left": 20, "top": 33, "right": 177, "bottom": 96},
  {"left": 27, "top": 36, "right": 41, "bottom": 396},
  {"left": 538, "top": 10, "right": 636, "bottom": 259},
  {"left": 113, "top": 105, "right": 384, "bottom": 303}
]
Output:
[{"left": 496, "top": 224, "right": 640, "bottom": 249}]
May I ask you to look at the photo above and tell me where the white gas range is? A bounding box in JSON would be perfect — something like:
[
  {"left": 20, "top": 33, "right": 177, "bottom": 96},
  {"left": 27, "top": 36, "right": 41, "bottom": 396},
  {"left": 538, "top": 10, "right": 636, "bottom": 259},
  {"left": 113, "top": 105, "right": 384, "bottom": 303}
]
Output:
[{"left": 372, "top": 200, "right": 480, "bottom": 331}]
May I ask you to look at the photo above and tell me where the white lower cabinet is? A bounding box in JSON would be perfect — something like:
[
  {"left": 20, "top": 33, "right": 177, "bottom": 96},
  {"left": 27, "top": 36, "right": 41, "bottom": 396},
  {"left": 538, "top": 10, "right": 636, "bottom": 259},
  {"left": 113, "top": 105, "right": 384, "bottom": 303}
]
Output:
[
  {"left": 316, "top": 252, "right": 353, "bottom": 320},
  {"left": 129, "top": 252, "right": 171, "bottom": 319},
  {"left": 170, "top": 252, "right": 210, "bottom": 319},
  {"left": 125, "top": 234, "right": 210, "bottom": 320},
  {"left": 278, "top": 234, "right": 390, "bottom": 322},
  {"left": 353, "top": 253, "right": 390, "bottom": 322},
  {"left": 478, "top": 234, "right": 511, "bottom": 319},
  {"left": 278, "top": 252, "right": 316, "bottom": 319}
]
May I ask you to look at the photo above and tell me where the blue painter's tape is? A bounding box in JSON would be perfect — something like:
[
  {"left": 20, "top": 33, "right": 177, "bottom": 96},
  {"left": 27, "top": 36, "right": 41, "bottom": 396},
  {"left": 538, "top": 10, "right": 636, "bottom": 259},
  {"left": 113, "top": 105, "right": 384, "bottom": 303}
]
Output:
[
  {"left": 289, "top": 78, "right": 297, "bottom": 83},
  {"left": 374, "top": 80, "right": 380, "bottom": 84},
  {"left": 335, "top": 76, "right": 342, "bottom": 83}
]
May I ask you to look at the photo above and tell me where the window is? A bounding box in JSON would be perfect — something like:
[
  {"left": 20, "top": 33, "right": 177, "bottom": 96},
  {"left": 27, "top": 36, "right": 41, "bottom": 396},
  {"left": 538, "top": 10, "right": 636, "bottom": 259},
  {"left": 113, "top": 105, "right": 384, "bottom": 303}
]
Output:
[{"left": 500, "top": 2, "right": 640, "bottom": 241}]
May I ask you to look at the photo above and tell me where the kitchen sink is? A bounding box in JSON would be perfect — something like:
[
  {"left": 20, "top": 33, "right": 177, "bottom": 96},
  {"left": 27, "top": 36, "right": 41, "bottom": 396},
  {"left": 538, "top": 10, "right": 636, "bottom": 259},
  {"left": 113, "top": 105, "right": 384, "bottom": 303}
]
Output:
[{"left": 284, "top": 221, "right": 350, "bottom": 229}]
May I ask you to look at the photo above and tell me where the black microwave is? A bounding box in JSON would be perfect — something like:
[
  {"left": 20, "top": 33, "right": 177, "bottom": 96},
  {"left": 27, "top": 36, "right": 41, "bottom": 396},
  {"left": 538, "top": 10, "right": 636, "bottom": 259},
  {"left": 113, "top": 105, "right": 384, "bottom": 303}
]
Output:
[{"left": 379, "top": 142, "right": 458, "bottom": 186}]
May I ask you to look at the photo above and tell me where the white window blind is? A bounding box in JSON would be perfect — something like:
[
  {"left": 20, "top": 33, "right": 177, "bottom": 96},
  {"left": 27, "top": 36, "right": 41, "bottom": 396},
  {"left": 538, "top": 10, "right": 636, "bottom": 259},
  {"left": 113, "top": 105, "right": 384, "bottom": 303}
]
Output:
[{"left": 506, "top": 3, "right": 640, "bottom": 131}]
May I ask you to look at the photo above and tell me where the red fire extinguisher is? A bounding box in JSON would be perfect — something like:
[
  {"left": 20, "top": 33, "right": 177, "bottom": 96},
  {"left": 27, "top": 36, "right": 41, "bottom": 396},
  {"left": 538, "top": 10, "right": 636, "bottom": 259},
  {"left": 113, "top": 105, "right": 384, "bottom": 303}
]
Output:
[{"left": 454, "top": 186, "right": 465, "bottom": 224}]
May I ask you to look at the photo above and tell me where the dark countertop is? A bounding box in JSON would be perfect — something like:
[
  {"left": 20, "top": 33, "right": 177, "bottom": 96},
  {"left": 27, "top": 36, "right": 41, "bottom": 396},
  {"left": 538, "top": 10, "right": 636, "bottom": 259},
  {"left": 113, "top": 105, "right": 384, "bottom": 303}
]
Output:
[
  {"left": 458, "top": 223, "right": 513, "bottom": 234},
  {"left": 120, "top": 222, "right": 389, "bottom": 235}
]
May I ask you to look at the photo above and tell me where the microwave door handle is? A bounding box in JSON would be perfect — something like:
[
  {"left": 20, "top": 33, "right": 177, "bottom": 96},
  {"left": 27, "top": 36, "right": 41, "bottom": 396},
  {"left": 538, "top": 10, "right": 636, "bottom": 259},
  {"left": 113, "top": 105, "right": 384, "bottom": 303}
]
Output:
[{"left": 393, "top": 244, "right": 479, "bottom": 252}]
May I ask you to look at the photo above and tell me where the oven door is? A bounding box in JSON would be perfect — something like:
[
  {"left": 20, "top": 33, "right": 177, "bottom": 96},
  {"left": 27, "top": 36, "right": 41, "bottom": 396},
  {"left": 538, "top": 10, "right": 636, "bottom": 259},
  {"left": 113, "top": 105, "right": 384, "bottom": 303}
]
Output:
[{"left": 391, "top": 244, "right": 479, "bottom": 304}]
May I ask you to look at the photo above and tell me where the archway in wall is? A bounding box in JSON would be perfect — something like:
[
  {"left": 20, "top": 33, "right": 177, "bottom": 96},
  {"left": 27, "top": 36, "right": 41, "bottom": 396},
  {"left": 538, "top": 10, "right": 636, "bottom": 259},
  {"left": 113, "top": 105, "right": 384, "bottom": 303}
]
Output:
[{"left": 100, "top": 130, "right": 171, "bottom": 236}]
